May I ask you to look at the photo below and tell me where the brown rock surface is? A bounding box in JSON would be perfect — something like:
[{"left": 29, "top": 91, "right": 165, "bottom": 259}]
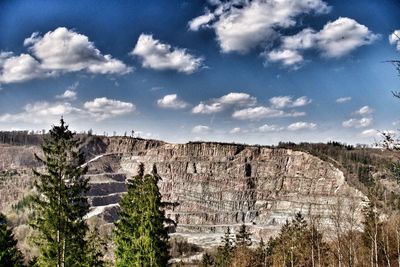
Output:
[{"left": 0, "top": 136, "right": 366, "bottom": 246}]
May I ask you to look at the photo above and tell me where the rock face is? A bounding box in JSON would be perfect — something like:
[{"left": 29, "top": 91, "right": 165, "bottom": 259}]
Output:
[
  {"left": 81, "top": 137, "right": 366, "bottom": 245},
  {"left": 0, "top": 136, "right": 366, "bottom": 246}
]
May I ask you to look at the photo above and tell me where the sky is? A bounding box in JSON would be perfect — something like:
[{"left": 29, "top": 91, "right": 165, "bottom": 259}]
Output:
[{"left": 0, "top": 0, "right": 399, "bottom": 145}]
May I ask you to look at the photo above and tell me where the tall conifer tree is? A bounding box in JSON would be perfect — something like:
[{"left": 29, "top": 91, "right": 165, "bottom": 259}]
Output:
[
  {"left": 215, "top": 227, "right": 234, "bottom": 267},
  {"left": 30, "top": 119, "right": 90, "bottom": 267},
  {"left": 0, "top": 213, "right": 25, "bottom": 267},
  {"left": 114, "top": 163, "right": 170, "bottom": 267}
]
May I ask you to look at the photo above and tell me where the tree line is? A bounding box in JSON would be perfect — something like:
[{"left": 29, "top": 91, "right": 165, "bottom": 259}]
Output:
[{"left": 198, "top": 202, "right": 400, "bottom": 267}]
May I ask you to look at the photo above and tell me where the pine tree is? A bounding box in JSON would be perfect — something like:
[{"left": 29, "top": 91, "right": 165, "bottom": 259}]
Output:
[
  {"left": 0, "top": 213, "right": 25, "bottom": 267},
  {"left": 84, "top": 227, "right": 107, "bottom": 267},
  {"left": 215, "top": 227, "right": 233, "bottom": 267},
  {"left": 200, "top": 253, "right": 214, "bottom": 267},
  {"left": 113, "top": 163, "right": 170, "bottom": 267},
  {"left": 30, "top": 119, "right": 90, "bottom": 267},
  {"left": 235, "top": 223, "right": 252, "bottom": 247},
  {"left": 250, "top": 238, "right": 266, "bottom": 267}
]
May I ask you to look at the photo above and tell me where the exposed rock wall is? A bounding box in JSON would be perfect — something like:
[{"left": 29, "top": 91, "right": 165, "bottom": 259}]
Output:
[
  {"left": 84, "top": 138, "right": 366, "bottom": 245},
  {"left": 0, "top": 136, "right": 366, "bottom": 246}
]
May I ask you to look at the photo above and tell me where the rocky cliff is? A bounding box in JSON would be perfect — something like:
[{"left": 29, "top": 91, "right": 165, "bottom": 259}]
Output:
[{"left": 0, "top": 135, "right": 367, "bottom": 246}]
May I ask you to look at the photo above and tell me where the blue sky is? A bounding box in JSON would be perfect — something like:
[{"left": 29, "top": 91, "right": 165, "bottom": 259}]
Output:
[{"left": 0, "top": 0, "right": 399, "bottom": 145}]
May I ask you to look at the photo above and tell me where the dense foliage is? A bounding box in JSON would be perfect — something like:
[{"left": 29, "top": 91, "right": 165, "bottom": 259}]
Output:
[
  {"left": 113, "top": 163, "right": 170, "bottom": 267},
  {"left": 0, "top": 213, "right": 24, "bottom": 267},
  {"left": 29, "top": 119, "right": 92, "bottom": 267}
]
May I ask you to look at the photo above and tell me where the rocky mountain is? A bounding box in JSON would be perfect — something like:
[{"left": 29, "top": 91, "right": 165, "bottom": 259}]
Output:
[{"left": 0, "top": 133, "right": 379, "bottom": 247}]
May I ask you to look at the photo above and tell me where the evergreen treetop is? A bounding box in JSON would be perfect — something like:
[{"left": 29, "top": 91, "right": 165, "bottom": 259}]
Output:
[
  {"left": 235, "top": 223, "right": 252, "bottom": 247},
  {"left": 30, "top": 119, "right": 91, "bottom": 267},
  {"left": 114, "top": 163, "right": 170, "bottom": 267}
]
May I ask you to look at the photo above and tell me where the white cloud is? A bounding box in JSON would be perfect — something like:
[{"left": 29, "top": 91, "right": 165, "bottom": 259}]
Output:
[
  {"left": 56, "top": 90, "right": 77, "bottom": 100},
  {"left": 218, "top": 92, "right": 257, "bottom": 106},
  {"left": 267, "top": 17, "right": 379, "bottom": 65},
  {"left": 230, "top": 127, "right": 241, "bottom": 134},
  {"left": 280, "top": 28, "right": 316, "bottom": 50},
  {"left": 269, "top": 96, "right": 292, "bottom": 108},
  {"left": 0, "top": 52, "right": 53, "bottom": 83},
  {"left": 188, "top": 10, "right": 215, "bottom": 31},
  {"left": 355, "top": 105, "right": 373, "bottom": 115},
  {"left": 287, "top": 121, "right": 317, "bottom": 131},
  {"left": 0, "top": 101, "right": 82, "bottom": 124},
  {"left": 26, "top": 27, "right": 132, "bottom": 74},
  {"left": 269, "top": 96, "right": 311, "bottom": 108},
  {"left": 192, "top": 125, "right": 211, "bottom": 134},
  {"left": 192, "top": 92, "right": 256, "bottom": 114},
  {"left": 0, "top": 96, "right": 135, "bottom": 124},
  {"left": 266, "top": 49, "right": 303, "bottom": 66},
  {"left": 389, "top": 30, "right": 400, "bottom": 51},
  {"left": 131, "top": 34, "right": 204, "bottom": 74},
  {"left": 157, "top": 94, "right": 188, "bottom": 109},
  {"left": 56, "top": 82, "right": 79, "bottom": 100},
  {"left": 336, "top": 97, "right": 351, "bottom": 103},
  {"left": 232, "top": 106, "right": 305, "bottom": 120},
  {"left": 258, "top": 124, "right": 284, "bottom": 132},
  {"left": 360, "top": 129, "right": 379, "bottom": 138},
  {"left": 317, "top": 17, "right": 379, "bottom": 57},
  {"left": 192, "top": 102, "right": 223, "bottom": 114},
  {"left": 195, "top": 0, "right": 330, "bottom": 53},
  {"left": 342, "top": 117, "right": 372, "bottom": 128},
  {"left": 83, "top": 97, "right": 135, "bottom": 121},
  {"left": 0, "top": 28, "right": 132, "bottom": 84}
]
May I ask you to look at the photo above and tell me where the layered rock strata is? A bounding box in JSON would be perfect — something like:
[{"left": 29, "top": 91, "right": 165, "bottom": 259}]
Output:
[
  {"left": 0, "top": 136, "right": 366, "bottom": 245},
  {"left": 82, "top": 138, "right": 366, "bottom": 245}
]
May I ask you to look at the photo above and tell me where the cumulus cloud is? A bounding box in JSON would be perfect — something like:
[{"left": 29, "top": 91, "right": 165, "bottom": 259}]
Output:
[
  {"left": 269, "top": 96, "right": 292, "bottom": 108},
  {"left": 355, "top": 105, "right": 373, "bottom": 115},
  {"left": 266, "top": 49, "right": 303, "bottom": 66},
  {"left": 188, "top": 10, "right": 215, "bottom": 31},
  {"left": 0, "top": 101, "right": 82, "bottom": 124},
  {"left": 336, "top": 97, "right": 351, "bottom": 103},
  {"left": 230, "top": 127, "right": 241, "bottom": 134},
  {"left": 342, "top": 117, "right": 372, "bottom": 128},
  {"left": 218, "top": 92, "right": 257, "bottom": 105},
  {"left": 342, "top": 105, "right": 374, "bottom": 128},
  {"left": 0, "top": 28, "right": 132, "bottom": 84},
  {"left": 232, "top": 106, "right": 305, "bottom": 120},
  {"left": 131, "top": 34, "right": 204, "bottom": 74},
  {"left": 389, "top": 30, "right": 400, "bottom": 51},
  {"left": 258, "top": 124, "right": 284, "bottom": 132},
  {"left": 269, "top": 96, "right": 311, "bottom": 108},
  {"left": 26, "top": 27, "right": 132, "bottom": 74},
  {"left": 56, "top": 90, "right": 77, "bottom": 100},
  {"left": 266, "top": 17, "right": 379, "bottom": 66},
  {"left": 192, "top": 92, "right": 256, "bottom": 114},
  {"left": 56, "top": 82, "right": 79, "bottom": 100},
  {"left": 192, "top": 125, "right": 211, "bottom": 134},
  {"left": 157, "top": 94, "right": 188, "bottom": 109},
  {"left": 192, "top": 102, "right": 223, "bottom": 114},
  {"left": 0, "top": 52, "right": 54, "bottom": 83},
  {"left": 190, "top": 0, "right": 330, "bottom": 53},
  {"left": 0, "top": 96, "right": 135, "bottom": 124},
  {"left": 287, "top": 121, "right": 317, "bottom": 131},
  {"left": 316, "top": 17, "right": 379, "bottom": 57},
  {"left": 83, "top": 97, "right": 135, "bottom": 121}
]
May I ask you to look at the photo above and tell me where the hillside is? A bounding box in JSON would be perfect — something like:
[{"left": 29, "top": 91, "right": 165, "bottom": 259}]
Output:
[{"left": 1, "top": 132, "right": 399, "bottom": 254}]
